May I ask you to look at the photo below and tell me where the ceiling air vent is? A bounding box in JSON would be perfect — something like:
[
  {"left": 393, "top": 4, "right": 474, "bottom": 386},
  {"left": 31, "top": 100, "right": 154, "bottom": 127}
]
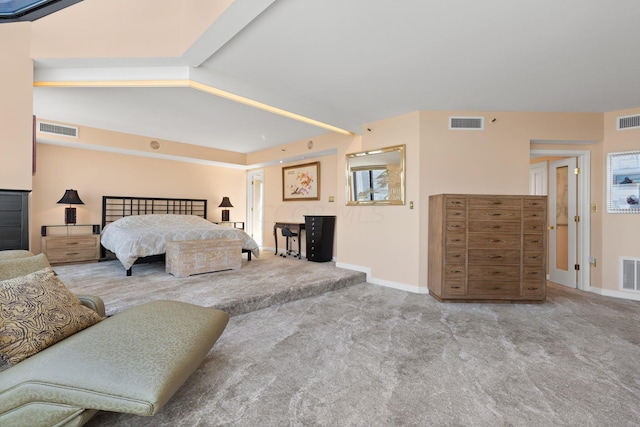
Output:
[
  {"left": 39, "top": 121, "right": 78, "bottom": 138},
  {"left": 617, "top": 114, "right": 640, "bottom": 131},
  {"left": 449, "top": 116, "right": 484, "bottom": 130}
]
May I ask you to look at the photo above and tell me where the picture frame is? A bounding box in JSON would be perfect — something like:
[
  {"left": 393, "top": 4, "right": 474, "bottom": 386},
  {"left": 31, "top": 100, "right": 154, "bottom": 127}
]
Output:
[
  {"left": 282, "top": 161, "right": 320, "bottom": 201},
  {"left": 607, "top": 150, "right": 640, "bottom": 213}
]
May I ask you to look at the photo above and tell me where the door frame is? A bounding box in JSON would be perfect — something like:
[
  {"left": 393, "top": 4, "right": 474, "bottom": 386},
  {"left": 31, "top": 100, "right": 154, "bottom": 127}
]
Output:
[
  {"left": 530, "top": 149, "right": 590, "bottom": 292},
  {"left": 247, "top": 169, "right": 264, "bottom": 246}
]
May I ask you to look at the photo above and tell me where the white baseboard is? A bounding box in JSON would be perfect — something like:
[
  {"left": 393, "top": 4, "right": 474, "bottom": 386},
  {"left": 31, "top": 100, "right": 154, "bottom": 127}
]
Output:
[
  {"left": 587, "top": 286, "right": 640, "bottom": 302},
  {"left": 335, "top": 262, "right": 429, "bottom": 294}
]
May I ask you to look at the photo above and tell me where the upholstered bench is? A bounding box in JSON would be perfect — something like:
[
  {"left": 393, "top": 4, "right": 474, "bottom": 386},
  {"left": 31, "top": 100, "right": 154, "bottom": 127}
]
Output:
[{"left": 166, "top": 239, "right": 242, "bottom": 277}]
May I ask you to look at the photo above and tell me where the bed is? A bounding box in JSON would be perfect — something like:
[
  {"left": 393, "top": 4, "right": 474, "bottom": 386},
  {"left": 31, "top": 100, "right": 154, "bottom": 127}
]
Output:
[{"left": 100, "top": 196, "right": 259, "bottom": 275}]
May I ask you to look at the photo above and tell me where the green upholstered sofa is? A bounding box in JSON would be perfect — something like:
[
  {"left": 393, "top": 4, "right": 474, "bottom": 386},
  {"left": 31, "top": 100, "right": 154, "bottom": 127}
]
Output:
[{"left": 0, "top": 251, "right": 229, "bottom": 427}]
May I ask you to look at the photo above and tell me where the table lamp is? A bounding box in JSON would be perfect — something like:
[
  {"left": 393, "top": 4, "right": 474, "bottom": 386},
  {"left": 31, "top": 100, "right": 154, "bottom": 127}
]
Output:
[
  {"left": 218, "top": 197, "right": 233, "bottom": 222},
  {"left": 57, "top": 189, "right": 84, "bottom": 225}
]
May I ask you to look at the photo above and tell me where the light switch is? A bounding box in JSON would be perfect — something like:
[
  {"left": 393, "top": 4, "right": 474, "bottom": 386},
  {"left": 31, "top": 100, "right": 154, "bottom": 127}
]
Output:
[
  {"left": 328, "top": 196, "right": 335, "bottom": 203},
  {"left": 409, "top": 201, "right": 414, "bottom": 209}
]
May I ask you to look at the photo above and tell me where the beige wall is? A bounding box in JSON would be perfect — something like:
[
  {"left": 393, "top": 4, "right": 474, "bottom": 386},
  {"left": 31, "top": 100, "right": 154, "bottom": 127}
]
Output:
[
  {"left": 601, "top": 107, "right": 640, "bottom": 297},
  {"left": 31, "top": 144, "right": 247, "bottom": 253},
  {"left": 0, "top": 23, "right": 34, "bottom": 191},
  {"left": 31, "top": 0, "right": 232, "bottom": 58}
]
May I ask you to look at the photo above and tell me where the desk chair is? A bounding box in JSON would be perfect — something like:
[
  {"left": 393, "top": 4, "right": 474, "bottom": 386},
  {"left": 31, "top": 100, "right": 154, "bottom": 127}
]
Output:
[{"left": 280, "top": 226, "right": 300, "bottom": 258}]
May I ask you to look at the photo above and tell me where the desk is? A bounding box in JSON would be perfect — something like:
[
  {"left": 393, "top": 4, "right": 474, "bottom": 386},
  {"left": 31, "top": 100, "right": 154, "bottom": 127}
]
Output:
[{"left": 273, "top": 222, "right": 305, "bottom": 257}]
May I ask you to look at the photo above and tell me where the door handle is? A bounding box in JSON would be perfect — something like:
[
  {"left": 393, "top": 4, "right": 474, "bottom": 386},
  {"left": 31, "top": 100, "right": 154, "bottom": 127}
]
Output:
[{"left": 548, "top": 225, "right": 555, "bottom": 230}]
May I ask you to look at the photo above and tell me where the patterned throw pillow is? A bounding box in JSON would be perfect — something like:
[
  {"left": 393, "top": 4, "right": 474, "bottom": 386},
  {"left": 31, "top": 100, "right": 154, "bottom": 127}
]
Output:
[
  {"left": 0, "top": 253, "right": 51, "bottom": 281},
  {"left": 0, "top": 267, "right": 103, "bottom": 366}
]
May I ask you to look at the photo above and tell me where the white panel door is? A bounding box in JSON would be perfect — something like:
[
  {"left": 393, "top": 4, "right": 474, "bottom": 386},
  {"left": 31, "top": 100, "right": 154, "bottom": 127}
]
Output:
[
  {"left": 549, "top": 158, "right": 577, "bottom": 288},
  {"left": 529, "top": 162, "right": 548, "bottom": 196}
]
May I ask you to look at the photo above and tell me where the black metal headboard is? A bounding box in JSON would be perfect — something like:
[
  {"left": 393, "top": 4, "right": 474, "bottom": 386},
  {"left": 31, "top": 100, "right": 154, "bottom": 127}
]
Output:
[{"left": 101, "top": 196, "right": 208, "bottom": 229}]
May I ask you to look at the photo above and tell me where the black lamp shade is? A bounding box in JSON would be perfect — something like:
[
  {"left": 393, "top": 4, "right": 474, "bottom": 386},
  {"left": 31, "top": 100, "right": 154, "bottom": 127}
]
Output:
[
  {"left": 218, "top": 197, "right": 233, "bottom": 222},
  {"left": 57, "top": 189, "right": 84, "bottom": 205},
  {"left": 57, "top": 189, "right": 84, "bottom": 225},
  {"left": 218, "top": 197, "right": 233, "bottom": 208}
]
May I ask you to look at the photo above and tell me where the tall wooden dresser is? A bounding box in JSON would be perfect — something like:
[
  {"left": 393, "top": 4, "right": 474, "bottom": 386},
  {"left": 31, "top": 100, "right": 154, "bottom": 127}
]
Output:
[{"left": 428, "top": 194, "right": 547, "bottom": 303}]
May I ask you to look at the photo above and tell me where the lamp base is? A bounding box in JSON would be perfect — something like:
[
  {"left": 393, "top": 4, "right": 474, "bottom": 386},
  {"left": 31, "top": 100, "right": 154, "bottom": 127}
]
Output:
[
  {"left": 65, "top": 207, "right": 77, "bottom": 225},
  {"left": 221, "top": 209, "right": 230, "bottom": 222}
]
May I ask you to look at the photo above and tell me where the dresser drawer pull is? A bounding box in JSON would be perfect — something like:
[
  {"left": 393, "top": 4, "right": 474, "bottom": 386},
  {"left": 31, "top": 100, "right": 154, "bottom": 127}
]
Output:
[
  {"left": 490, "top": 271, "right": 502, "bottom": 275},
  {"left": 490, "top": 201, "right": 502, "bottom": 205},
  {"left": 450, "top": 285, "right": 461, "bottom": 289},
  {"left": 66, "top": 252, "right": 80, "bottom": 256},
  {"left": 527, "top": 239, "right": 540, "bottom": 244},
  {"left": 526, "top": 271, "right": 539, "bottom": 275},
  {"left": 486, "top": 239, "right": 503, "bottom": 243},
  {"left": 450, "top": 225, "right": 461, "bottom": 228},
  {"left": 66, "top": 242, "right": 79, "bottom": 245},
  {"left": 490, "top": 225, "right": 501, "bottom": 229},
  {"left": 526, "top": 255, "right": 540, "bottom": 260},
  {"left": 451, "top": 254, "right": 462, "bottom": 258},
  {"left": 451, "top": 238, "right": 462, "bottom": 242},
  {"left": 487, "top": 255, "right": 503, "bottom": 259},
  {"left": 527, "top": 286, "right": 539, "bottom": 291},
  {"left": 489, "top": 213, "right": 502, "bottom": 216},
  {"left": 451, "top": 212, "right": 462, "bottom": 216},
  {"left": 451, "top": 201, "right": 462, "bottom": 205},
  {"left": 449, "top": 269, "right": 462, "bottom": 273},
  {"left": 528, "top": 226, "right": 541, "bottom": 230}
]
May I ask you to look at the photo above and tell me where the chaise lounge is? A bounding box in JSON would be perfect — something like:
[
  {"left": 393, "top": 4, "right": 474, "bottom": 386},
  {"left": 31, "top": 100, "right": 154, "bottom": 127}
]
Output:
[{"left": 0, "top": 251, "right": 229, "bottom": 427}]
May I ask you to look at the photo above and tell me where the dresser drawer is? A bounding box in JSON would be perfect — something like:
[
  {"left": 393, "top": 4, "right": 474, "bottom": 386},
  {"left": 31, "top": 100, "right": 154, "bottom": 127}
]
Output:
[
  {"left": 523, "top": 198, "right": 546, "bottom": 209},
  {"left": 523, "top": 221, "right": 545, "bottom": 233},
  {"left": 467, "top": 280, "right": 520, "bottom": 297},
  {"left": 444, "top": 265, "right": 466, "bottom": 280},
  {"left": 523, "top": 266, "right": 545, "bottom": 281},
  {"left": 523, "top": 251, "right": 544, "bottom": 265},
  {"left": 446, "top": 221, "right": 465, "bottom": 232},
  {"left": 469, "top": 198, "right": 521, "bottom": 209},
  {"left": 445, "top": 198, "right": 466, "bottom": 209},
  {"left": 468, "top": 265, "right": 520, "bottom": 280},
  {"left": 445, "top": 249, "right": 466, "bottom": 263},
  {"left": 522, "top": 282, "right": 545, "bottom": 296},
  {"left": 468, "top": 221, "right": 520, "bottom": 233},
  {"left": 522, "top": 209, "right": 545, "bottom": 220},
  {"left": 523, "top": 235, "right": 544, "bottom": 249},
  {"left": 445, "top": 233, "right": 465, "bottom": 247},
  {"left": 468, "top": 233, "right": 521, "bottom": 249},
  {"left": 444, "top": 281, "right": 465, "bottom": 295},
  {"left": 468, "top": 208, "right": 521, "bottom": 221},
  {"left": 446, "top": 209, "right": 465, "bottom": 221},
  {"left": 468, "top": 249, "right": 521, "bottom": 265}
]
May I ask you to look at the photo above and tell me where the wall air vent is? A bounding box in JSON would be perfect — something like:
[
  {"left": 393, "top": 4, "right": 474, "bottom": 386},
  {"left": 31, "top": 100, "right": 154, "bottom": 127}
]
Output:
[
  {"left": 39, "top": 122, "right": 78, "bottom": 138},
  {"left": 616, "top": 114, "right": 640, "bottom": 131},
  {"left": 449, "top": 116, "right": 484, "bottom": 130},
  {"left": 621, "top": 257, "right": 640, "bottom": 291}
]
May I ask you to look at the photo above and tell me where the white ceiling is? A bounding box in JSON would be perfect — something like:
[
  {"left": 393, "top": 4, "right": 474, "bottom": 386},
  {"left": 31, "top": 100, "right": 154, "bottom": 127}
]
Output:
[{"left": 33, "top": 0, "right": 640, "bottom": 154}]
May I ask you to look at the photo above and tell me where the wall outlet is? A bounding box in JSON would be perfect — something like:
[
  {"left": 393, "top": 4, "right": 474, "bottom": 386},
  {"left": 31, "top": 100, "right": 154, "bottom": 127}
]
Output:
[{"left": 328, "top": 196, "right": 335, "bottom": 203}]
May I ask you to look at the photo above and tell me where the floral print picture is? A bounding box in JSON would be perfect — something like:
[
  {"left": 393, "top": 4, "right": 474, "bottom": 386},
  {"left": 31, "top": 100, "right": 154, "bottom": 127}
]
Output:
[{"left": 282, "top": 161, "right": 320, "bottom": 201}]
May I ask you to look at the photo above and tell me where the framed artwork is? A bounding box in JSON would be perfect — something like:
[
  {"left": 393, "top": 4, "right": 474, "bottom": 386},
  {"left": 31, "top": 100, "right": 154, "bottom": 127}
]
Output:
[
  {"left": 282, "top": 161, "right": 320, "bottom": 201},
  {"left": 607, "top": 150, "right": 640, "bottom": 213}
]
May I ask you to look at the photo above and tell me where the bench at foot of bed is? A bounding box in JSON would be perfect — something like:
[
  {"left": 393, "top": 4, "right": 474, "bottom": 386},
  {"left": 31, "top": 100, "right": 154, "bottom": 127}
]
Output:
[{"left": 166, "top": 239, "right": 242, "bottom": 278}]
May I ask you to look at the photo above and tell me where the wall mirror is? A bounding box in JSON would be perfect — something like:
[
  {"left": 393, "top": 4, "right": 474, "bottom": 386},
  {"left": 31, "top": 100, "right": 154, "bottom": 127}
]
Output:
[{"left": 346, "top": 144, "right": 405, "bottom": 205}]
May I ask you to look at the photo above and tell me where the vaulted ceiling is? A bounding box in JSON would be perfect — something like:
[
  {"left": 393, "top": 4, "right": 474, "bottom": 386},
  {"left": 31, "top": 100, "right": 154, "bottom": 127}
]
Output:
[{"left": 32, "top": 0, "right": 640, "bottom": 154}]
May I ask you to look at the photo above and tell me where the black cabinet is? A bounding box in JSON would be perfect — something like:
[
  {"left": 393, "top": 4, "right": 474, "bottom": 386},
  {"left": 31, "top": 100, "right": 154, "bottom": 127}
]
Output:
[
  {"left": 0, "top": 190, "right": 30, "bottom": 251},
  {"left": 304, "top": 215, "right": 335, "bottom": 262}
]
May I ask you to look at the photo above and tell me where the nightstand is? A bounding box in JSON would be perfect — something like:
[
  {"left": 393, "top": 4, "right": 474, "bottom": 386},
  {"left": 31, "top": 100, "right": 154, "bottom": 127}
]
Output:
[
  {"left": 212, "top": 221, "right": 245, "bottom": 230},
  {"left": 41, "top": 224, "right": 101, "bottom": 264}
]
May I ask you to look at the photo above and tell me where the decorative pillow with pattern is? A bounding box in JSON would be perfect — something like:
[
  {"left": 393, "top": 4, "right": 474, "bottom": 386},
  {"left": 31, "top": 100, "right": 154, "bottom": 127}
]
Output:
[
  {"left": 0, "top": 253, "right": 51, "bottom": 281},
  {"left": 0, "top": 267, "right": 103, "bottom": 366}
]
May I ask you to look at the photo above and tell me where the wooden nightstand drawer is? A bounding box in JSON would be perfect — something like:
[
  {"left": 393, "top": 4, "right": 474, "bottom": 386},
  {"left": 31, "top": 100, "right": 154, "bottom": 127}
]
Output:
[{"left": 41, "top": 235, "right": 100, "bottom": 264}]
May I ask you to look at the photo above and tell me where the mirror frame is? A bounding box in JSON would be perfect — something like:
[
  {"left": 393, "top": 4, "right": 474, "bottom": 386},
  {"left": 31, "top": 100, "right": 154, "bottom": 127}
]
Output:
[{"left": 345, "top": 144, "right": 406, "bottom": 206}]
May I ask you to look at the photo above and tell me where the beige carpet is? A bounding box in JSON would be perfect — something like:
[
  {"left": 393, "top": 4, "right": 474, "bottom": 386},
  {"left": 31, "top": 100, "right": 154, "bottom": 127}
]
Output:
[
  {"left": 81, "top": 281, "right": 640, "bottom": 427},
  {"left": 54, "top": 254, "right": 366, "bottom": 316},
  {"left": 55, "top": 260, "right": 640, "bottom": 426}
]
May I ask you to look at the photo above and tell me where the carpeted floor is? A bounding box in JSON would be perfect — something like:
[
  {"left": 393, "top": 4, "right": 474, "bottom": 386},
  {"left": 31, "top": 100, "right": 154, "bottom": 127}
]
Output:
[
  {"left": 55, "top": 254, "right": 366, "bottom": 316},
  {"left": 57, "top": 259, "right": 640, "bottom": 426}
]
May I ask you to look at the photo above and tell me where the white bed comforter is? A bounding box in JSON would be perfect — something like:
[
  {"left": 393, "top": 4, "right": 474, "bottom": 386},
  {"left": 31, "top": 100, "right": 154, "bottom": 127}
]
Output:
[{"left": 101, "top": 214, "right": 260, "bottom": 270}]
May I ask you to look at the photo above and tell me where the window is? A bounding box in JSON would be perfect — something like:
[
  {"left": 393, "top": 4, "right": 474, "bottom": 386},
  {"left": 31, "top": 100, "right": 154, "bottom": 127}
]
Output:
[
  {"left": 0, "top": 0, "right": 83, "bottom": 23},
  {"left": 352, "top": 167, "right": 390, "bottom": 202}
]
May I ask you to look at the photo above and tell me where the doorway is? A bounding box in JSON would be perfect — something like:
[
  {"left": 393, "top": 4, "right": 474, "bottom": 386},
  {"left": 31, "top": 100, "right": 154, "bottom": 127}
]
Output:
[
  {"left": 247, "top": 170, "right": 264, "bottom": 247},
  {"left": 530, "top": 149, "right": 590, "bottom": 291}
]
